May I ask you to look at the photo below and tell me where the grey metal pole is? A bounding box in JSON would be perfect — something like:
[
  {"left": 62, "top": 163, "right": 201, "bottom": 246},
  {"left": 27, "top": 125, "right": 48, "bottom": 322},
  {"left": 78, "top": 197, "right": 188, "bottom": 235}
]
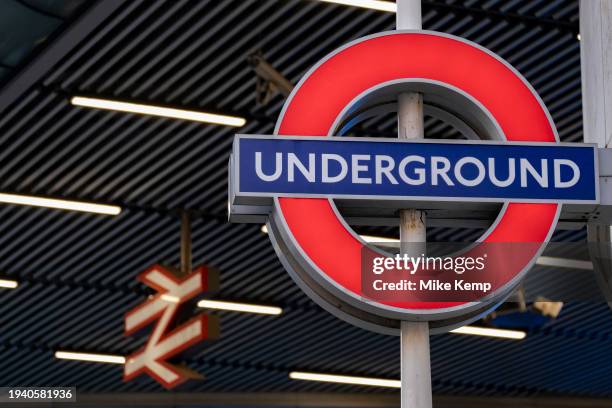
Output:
[
  {"left": 180, "top": 211, "right": 192, "bottom": 276},
  {"left": 397, "top": 0, "right": 422, "bottom": 33},
  {"left": 396, "top": 2, "right": 433, "bottom": 408},
  {"left": 580, "top": 0, "right": 612, "bottom": 308}
]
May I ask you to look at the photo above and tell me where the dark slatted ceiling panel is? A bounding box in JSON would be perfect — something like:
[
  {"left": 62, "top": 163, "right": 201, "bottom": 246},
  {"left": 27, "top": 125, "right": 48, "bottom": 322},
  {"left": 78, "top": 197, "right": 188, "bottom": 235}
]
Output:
[{"left": 1, "top": 0, "right": 610, "bottom": 399}]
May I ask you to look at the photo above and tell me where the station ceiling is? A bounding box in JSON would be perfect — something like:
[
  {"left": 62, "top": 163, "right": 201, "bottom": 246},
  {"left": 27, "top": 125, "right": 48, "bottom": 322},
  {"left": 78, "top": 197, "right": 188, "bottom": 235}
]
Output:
[{"left": 0, "top": 0, "right": 610, "bottom": 403}]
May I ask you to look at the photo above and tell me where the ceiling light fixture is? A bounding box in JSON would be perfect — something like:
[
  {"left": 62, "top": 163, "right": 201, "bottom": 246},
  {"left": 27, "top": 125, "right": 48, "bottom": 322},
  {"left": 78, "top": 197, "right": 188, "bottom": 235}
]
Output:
[
  {"left": 536, "top": 256, "right": 593, "bottom": 270},
  {"left": 318, "top": 0, "right": 396, "bottom": 12},
  {"left": 198, "top": 299, "right": 282, "bottom": 315},
  {"left": 55, "top": 351, "right": 126, "bottom": 365},
  {"left": 0, "top": 193, "right": 121, "bottom": 215},
  {"left": 450, "top": 326, "right": 526, "bottom": 340},
  {"left": 0, "top": 279, "right": 18, "bottom": 289},
  {"left": 160, "top": 294, "right": 180, "bottom": 303},
  {"left": 263, "top": 226, "right": 396, "bottom": 244},
  {"left": 71, "top": 96, "right": 246, "bottom": 127},
  {"left": 289, "top": 371, "right": 400, "bottom": 388},
  {"left": 360, "top": 234, "right": 402, "bottom": 244}
]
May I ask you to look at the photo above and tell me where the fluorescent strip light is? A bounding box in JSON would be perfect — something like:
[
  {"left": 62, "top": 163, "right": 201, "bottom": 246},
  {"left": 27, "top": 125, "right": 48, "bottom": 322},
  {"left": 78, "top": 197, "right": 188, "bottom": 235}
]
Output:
[
  {"left": 0, "top": 279, "right": 18, "bottom": 289},
  {"left": 263, "top": 226, "right": 397, "bottom": 245},
  {"left": 289, "top": 371, "right": 400, "bottom": 388},
  {"left": 198, "top": 299, "right": 282, "bottom": 315},
  {"left": 536, "top": 256, "right": 593, "bottom": 270},
  {"left": 450, "top": 326, "right": 526, "bottom": 340},
  {"left": 318, "top": 0, "right": 396, "bottom": 12},
  {"left": 0, "top": 193, "right": 121, "bottom": 215},
  {"left": 160, "top": 294, "right": 180, "bottom": 303},
  {"left": 71, "top": 96, "right": 246, "bottom": 127},
  {"left": 55, "top": 351, "right": 125, "bottom": 364},
  {"left": 360, "top": 234, "right": 401, "bottom": 244}
]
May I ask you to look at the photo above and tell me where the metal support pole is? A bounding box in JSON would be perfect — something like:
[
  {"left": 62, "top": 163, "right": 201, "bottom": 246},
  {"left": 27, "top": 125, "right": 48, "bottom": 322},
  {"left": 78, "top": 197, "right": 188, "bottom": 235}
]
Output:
[
  {"left": 397, "top": 0, "right": 422, "bottom": 32},
  {"left": 580, "top": 0, "right": 612, "bottom": 308},
  {"left": 397, "top": 2, "right": 432, "bottom": 408},
  {"left": 180, "top": 211, "right": 192, "bottom": 276}
]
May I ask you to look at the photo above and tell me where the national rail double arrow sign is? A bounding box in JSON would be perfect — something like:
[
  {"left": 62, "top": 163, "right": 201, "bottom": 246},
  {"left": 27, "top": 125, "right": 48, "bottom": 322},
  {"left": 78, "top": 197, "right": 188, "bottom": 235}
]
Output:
[{"left": 124, "top": 265, "right": 218, "bottom": 388}]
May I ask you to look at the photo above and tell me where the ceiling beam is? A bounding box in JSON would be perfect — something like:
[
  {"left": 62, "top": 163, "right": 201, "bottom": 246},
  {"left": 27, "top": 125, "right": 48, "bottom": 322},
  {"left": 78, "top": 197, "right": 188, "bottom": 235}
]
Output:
[{"left": 0, "top": 0, "right": 127, "bottom": 115}]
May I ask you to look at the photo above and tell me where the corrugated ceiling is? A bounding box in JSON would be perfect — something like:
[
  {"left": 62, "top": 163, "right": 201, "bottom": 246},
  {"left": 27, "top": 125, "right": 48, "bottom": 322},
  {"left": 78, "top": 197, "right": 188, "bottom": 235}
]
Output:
[{"left": 1, "top": 0, "right": 610, "bottom": 399}]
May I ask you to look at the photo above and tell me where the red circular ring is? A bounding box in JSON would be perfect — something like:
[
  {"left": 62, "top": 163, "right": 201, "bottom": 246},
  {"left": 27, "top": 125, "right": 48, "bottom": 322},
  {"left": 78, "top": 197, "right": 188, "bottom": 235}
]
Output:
[{"left": 275, "top": 32, "right": 559, "bottom": 313}]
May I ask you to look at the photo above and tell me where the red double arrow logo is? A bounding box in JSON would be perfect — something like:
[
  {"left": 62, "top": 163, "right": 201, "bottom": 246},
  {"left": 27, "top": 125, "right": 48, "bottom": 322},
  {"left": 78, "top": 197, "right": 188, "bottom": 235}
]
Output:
[{"left": 124, "top": 265, "right": 218, "bottom": 388}]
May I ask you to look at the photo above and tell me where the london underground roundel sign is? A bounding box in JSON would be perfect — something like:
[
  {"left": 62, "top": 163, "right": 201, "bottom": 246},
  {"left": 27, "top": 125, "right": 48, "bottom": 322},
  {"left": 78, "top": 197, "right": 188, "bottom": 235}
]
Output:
[{"left": 229, "top": 31, "right": 599, "bottom": 333}]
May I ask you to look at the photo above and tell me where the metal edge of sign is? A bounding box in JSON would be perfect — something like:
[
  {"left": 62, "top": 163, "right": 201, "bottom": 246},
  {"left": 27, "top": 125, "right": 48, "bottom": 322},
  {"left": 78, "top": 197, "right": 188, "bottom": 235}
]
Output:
[
  {"left": 265, "top": 215, "right": 400, "bottom": 335},
  {"left": 269, "top": 194, "right": 561, "bottom": 331},
  {"left": 234, "top": 192, "right": 597, "bottom": 206},
  {"left": 228, "top": 153, "right": 234, "bottom": 216},
  {"left": 593, "top": 143, "right": 601, "bottom": 203},
  {"left": 267, "top": 206, "right": 517, "bottom": 334},
  {"left": 337, "top": 103, "right": 481, "bottom": 141},
  {"left": 236, "top": 133, "right": 596, "bottom": 148},
  {"left": 268, "top": 193, "right": 502, "bottom": 321},
  {"left": 233, "top": 136, "right": 241, "bottom": 205},
  {"left": 328, "top": 77, "right": 506, "bottom": 142}
]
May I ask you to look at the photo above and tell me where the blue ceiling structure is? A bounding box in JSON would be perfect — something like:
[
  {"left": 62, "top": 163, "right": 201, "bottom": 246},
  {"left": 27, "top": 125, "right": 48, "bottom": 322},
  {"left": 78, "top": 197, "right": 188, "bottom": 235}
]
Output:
[{"left": 0, "top": 0, "right": 611, "bottom": 403}]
